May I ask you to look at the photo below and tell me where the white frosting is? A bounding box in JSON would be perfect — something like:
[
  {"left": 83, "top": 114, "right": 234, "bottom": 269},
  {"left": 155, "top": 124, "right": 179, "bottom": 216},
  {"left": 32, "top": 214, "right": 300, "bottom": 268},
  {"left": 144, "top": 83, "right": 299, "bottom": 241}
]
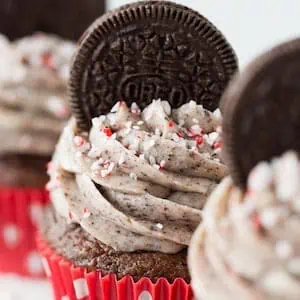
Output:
[
  {"left": 189, "top": 151, "right": 300, "bottom": 300},
  {"left": 0, "top": 33, "right": 75, "bottom": 155},
  {"left": 48, "top": 100, "right": 227, "bottom": 253}
]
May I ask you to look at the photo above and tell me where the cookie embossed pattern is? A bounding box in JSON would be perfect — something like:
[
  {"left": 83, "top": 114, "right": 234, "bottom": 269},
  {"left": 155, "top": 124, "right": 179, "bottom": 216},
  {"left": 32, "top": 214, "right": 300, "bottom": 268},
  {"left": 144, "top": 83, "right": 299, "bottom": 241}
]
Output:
[{"left": 70, "top": 1, "right": 238, "bottom": 130}]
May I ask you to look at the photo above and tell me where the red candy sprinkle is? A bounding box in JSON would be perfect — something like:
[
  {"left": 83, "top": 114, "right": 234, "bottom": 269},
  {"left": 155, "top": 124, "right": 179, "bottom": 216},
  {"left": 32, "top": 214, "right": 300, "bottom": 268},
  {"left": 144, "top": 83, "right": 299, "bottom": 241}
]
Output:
[
  {"left": 42, "top": 52, "right": 53, "bottom": 68},
  {"left": 213, "top": 141, "right": 222, "bottom": 149},
  {"left": 102, "top": 127, "right": 113, "bottom": 137},
  {"left": 68, "top": 211, "right": 73, "bottom": 220},
  {"left": 195, "top": 135, "right": 204, "bottom": 145},
  {"left": 168, "top": 120, "right": 174, "bottom": 128},
  {"left": 251, "top": 213, "right": 263, "bottom": 231}
]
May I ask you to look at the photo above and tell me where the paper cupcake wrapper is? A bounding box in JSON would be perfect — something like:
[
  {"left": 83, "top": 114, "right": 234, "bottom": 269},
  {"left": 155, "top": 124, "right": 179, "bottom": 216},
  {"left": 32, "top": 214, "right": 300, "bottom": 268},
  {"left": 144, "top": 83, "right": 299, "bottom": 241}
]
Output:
[
  {"left": 0, "top": 188, "right": 49, "bottom": 277},
  {"left": 37, "top": 233, "right": 194, "bottom": 300}
]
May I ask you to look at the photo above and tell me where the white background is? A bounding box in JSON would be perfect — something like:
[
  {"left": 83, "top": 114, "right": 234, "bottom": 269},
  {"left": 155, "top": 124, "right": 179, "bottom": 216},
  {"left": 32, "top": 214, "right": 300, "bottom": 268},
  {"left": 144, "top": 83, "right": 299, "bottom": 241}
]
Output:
[
  {"left": 107, "top": 0, "right": 300, "bottom": 68},
  {"left": 4, "top": 0, "right": 300, "bottom": 299}
]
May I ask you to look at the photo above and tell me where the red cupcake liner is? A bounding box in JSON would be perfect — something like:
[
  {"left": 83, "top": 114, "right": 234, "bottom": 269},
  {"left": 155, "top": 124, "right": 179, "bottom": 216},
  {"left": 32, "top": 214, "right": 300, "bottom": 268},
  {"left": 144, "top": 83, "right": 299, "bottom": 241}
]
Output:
[
  {"left": 0, "top": 188, "right": 49, "bottom": 277},
  {"left": 37, "top": 233, "right": 194, "bottom": 300}
]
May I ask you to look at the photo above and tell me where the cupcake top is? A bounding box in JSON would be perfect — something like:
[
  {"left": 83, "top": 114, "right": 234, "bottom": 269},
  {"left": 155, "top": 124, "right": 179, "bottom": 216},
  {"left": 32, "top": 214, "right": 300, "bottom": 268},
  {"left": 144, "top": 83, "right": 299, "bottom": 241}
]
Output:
[
  {"left": 189, "top": 38, "right": 300, "bottom": 300},
  {"left": 189, "top": 151, "right": 300, "bottom": 299},
  {"left": 0, "top": 33, "right": 75, "bottom": 156},
  {"left": 47, "top": 100, "right": 227, "bottom": 253}
]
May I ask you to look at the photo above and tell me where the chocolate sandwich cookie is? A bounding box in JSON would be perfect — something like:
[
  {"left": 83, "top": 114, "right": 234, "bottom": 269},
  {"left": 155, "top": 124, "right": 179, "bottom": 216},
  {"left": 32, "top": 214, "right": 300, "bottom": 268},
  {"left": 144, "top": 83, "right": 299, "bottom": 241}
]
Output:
[
  {"left": 70, "top": 0, "right": 238, "bottom": 130},
  {"left": 222, "top": 38, "right": 300, "bottom": 188},
  {"left": 0, "top": 0, "right": 105, "bottom": 40}
]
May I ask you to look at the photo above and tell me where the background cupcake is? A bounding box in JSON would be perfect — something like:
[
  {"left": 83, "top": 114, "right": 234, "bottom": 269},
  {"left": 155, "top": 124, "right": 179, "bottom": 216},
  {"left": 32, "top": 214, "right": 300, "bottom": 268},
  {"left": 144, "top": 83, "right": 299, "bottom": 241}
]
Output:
[
  {"left": 0, "top": 33, "right": 75, "bottom": 277},
  {"left": 37, "top": 1, "right": 238, "bottom": 299},
  {"left": 0, "top": 0, "right": 105, "bottom": 41},
  {"left": 189, "top": 38, "right": 300, "bottom": 300}
]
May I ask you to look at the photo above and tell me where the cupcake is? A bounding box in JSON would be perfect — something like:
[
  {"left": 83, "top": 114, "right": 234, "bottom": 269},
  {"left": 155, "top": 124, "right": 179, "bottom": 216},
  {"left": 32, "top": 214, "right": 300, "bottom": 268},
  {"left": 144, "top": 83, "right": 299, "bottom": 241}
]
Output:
[
  {"left": 0, "top": 33, "right": 75, "bottom": 277},
  {"left": 189, "top": 38, "right": 300, "bottom": 300},
  {"left": 37, "top": 1, "right": 238, "bottom": 299}
]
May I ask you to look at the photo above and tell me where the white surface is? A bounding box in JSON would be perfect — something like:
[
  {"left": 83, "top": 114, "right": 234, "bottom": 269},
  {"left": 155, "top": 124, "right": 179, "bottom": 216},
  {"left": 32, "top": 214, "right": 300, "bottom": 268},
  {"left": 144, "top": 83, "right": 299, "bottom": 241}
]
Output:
[
  {"left": 106, "top": 0, "right": 300, "bottom": 67},
  {"left": 0, "top": 275, "right": 53, "bottom": 300}
]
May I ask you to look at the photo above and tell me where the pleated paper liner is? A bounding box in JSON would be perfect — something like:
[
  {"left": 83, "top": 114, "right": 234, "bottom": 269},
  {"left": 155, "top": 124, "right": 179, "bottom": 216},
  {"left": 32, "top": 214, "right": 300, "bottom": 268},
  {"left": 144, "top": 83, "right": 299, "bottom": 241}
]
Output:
[
  {"left": 0, "top": 188, "right": 49, "bottom": 277},
  {"left": 37, "top": 233, "right": 194, "bottom": 300}
]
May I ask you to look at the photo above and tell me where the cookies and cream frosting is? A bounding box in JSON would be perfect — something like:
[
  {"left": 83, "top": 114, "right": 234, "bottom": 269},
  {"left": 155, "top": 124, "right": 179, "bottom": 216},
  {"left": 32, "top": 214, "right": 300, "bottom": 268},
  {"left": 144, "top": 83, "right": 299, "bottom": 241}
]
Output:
[
  {"left": 0, "top": 33, "right": 75, "bottom": 156},
  {"left": 48, "top": 100, "right": 227, "bottom": 253},
  {"left": 189, "top": 151, "right": 300, "bottom": 300}
]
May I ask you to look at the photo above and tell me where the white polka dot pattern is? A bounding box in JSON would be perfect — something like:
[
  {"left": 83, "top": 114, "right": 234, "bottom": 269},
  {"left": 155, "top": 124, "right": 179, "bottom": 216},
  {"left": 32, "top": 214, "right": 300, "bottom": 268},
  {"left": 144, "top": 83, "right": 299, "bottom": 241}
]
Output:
[
  {"left": 29, "top": 203, "right": 43, "bottom": 226},
  {"left": 73, "top": 278, "right": 88, "bottom": 299},
  {"left": 61, "top": 296, "right": 70, "bottom": 300},
  {"left": 26, "top": 251, "right": 43, "bottom": 275},
  {"left": 138, "top": 291, "right": 153, "bottom": 300},
  {"left": 3, "top": 224, "right": 20, "bottom": 248}
]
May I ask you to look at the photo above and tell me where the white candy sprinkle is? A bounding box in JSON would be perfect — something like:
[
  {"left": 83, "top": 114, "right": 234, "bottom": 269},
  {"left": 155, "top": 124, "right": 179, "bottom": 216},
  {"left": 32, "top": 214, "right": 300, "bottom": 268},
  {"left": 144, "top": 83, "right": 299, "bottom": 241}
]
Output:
[
  {"left": 137, "top": 120, "right": 144, "bottom": 125},
  {"left": 156, "top": 223, "right": 164, "bottom": 230},
  {"left": 207, "top": 132, "right": 219, "bottom": 144},
  {"left": 83, "top": 209, "right": 91, "bottom": 219},
  {"left": 192, "top": 118, "right": 199, "bottom": 124},
  {"left": 162, "top": 101, "right": 171, "bottom": 116},
  {"left": 213, "top": 108, "right": 222, "bottom": 120},
  {"left": 119, "top": 154, "right": 126, "bottom": 165},
  {"left": 111, "top": 101, "right": 120, "bottom": 112},
  {"left": 155, "top": 128, "right": 161, "bottom": 136},
  {"left": 131, "top": 102, "right": 141, "bottom": 114},
  {"left": 153, "top": 164, "right": 160, "bottom": 170},
  {"left": 100, "top": 170, "right": 109, "bottom": 177},
  {"left": 88, "top": 147, "right": 101, "bottom": 158},
  {"left": 216, "top": 126, "right": 222, "bottom": 134},
  {"left": 248, "top": 162, "right": 273, "bottom": 192},
  {"left": 275, "top": 240, "right": 293, "bottom": 259},
  {"left": 149, "top": 155, "right": 156, "bottom": 165},
  {"left": 133, "top": 126, "right": 140, "bottom": 130},
  {"left": 190, "top": 124, "right": 202, "bottom": 135},
  {"left": 260, "top": 208, "right": 281, "bottom": 228},
  {"left": 129, "top": 172, "right": 138, "bottom": 180},
  {"left": 160, "top": 160, "right": 166, "bottom": 168},
  {"left": 274, "top": 151, "right": 300, "bottom": 202},
  {"left": 107, "top": 162, "right": 115, "bottom": 173},
  {"left": 179, "top": 119, "right": 185, "bottom": 126},
  {"left": 139, "top": 154, "right": 145, "bottom": 160}
]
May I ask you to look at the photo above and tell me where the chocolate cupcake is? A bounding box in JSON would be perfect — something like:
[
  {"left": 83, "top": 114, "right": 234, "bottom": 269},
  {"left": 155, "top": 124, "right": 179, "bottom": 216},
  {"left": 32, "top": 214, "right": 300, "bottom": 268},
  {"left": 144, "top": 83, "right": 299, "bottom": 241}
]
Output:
[
  {"left": 0, "top": 33, "right": 75, "bottom": 277},
  {"left": 37, "top": 1, "right": 238, "bottom": 299},
  {"left": 189, "top": 38, "right": 300, "bottom": 300}
]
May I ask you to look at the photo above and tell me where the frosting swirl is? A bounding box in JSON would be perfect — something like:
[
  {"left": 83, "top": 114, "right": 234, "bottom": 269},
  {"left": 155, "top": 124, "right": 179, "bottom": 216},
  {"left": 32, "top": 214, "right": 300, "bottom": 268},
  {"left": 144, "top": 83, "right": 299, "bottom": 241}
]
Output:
[
  {"left": 0, "top": 33, "right": 75, "bottom": 156},
  {"left": 189, "top": 151, "right": 300, "bottom": 300},
  {"left": 48, "top": 100, "right": 226, "bottom": 253}
]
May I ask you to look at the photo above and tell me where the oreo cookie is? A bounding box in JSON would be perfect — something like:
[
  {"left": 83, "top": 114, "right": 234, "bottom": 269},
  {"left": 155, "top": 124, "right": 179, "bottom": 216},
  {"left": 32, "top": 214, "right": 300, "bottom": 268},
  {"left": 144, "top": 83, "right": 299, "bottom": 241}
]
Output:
[
  {"left": 222, "top": 38, "right": 300, "bottom": 188},
  {"left": 69, "top": 1, "right": 238, "bottom": 131}
]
